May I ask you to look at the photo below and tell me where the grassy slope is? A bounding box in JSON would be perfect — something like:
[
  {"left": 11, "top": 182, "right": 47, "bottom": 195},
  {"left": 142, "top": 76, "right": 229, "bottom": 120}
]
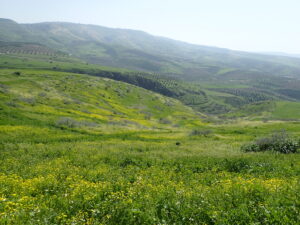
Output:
[
  {"left": 270, "top": 101, "right": 300, "bottom": 120},
  {"left": 0, "top": 55, "right": 300, "bottom": 224},
  {"left": 0, "top": 53, "right": 232, "bottom": 115},
  {"left": 0, "top": 68, "right": 201, "bottom": 134},
  {"left": 2, "top": 53, "right": 300, "bottom": 120}
]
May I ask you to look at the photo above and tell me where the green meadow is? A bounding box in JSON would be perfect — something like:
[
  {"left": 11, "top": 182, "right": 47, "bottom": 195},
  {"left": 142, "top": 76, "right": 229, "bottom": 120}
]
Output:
[
  {"left": 270, "top": 101, "right": 300, "bottom": 120},
  {"left": 0, "top": 55, "right": 300, "bottom": 224}
]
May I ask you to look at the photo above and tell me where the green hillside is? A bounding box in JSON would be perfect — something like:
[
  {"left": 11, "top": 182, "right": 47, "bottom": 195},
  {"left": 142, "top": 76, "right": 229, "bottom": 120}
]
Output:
[
  {"left": 1, "top": 18, "right": 300, "bottom": 81},
  {"left": 270, "top": 101, "right": 300, "bottom": 120},
  {"left": 0, "top": 68, "right": 202, "bottom": 134},
  {"left": 1, "top": 54, "right": 300, "bottom": 224},
  {"left": 2, "top": 52, "right": 300, "bottom": 118}
]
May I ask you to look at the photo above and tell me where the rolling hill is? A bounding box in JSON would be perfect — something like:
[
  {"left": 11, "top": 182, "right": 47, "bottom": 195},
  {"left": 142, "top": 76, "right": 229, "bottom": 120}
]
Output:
[
  {"left": 1, "top": 52, "right": 300, "bottom": 118},
  {"left": 1, "top": 18, "right": 300, "bottom": 81},
  {"left": 1, "top": 18, "right": 300, "bottom": 118}
]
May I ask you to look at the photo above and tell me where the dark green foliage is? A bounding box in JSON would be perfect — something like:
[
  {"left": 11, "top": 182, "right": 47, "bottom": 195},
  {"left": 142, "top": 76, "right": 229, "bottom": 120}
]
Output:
[
  {"left": 242, "top": 130, "right": 299, "bottom": 153},
  {"left": 222, "top": 158, "right": 250, "bottom": 173},
  {"left": 13, "top": 71, "right": 21, "bottom": 76},
  {"left": 210, "top": 88, "right": 273, "bottom": 104}
]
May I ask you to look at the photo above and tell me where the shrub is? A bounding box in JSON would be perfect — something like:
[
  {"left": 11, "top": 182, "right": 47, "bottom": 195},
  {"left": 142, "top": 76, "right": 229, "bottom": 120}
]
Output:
[
  {"left": 56, "top": 117, "right": 98, "bottom": 128},
  {"left": 6, "top": 101, "right": 19, "bottom": 107},
  {"left": 242, "top": 130, "right": 299, "bottom": 154},
  {"left": 223, "top": 158, "right": 250, "bottom": 172},
  {"left": 0, "top": 84, "right": 9, "bottom": 94},
  {"left": 19, "top": 97, "right": 36, "bottom": 105},
  {"left": 80, "top": 120, "right": 98, "bottom": 127},
  {"left": 55, "top": 117, "right": 80, "bottom": 128},
  {"left": 38, "top": 92, "right": 47, "bottom": 97},
  {"left": 13, "top": 71, "right": 21, "bottom": 76},
  {"left": 159, "top": 118, "right": 172, "bottom": 124},
  {"left": 190, "top": 129, "right": 212, "bottom": 137}
]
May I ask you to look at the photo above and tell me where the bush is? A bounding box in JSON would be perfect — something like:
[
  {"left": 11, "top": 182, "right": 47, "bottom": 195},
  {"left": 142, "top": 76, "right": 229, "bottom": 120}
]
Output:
[
  {"left": 190, "top": 129, "right": 212, "bottom": 137},
  {"left": 242, "top": 130, "right": 299, "bottom": 154},
  {"left": 159, "top": 118, "right": 171, "bottom": 124},
  {"left": 38, "top": 92, "right": 47, "bottom": 97},
  {"left": 19, "top": 97, "right": 36, "bottom": 105},
  {"left": 55, "top": 117, "right": 80, "bottom": 128},
  {"left": 13, "top": 71, "right": 21, "bottom": 76},
  {"left": 56, "top": 117, "right": 98, "bottom": 128}
]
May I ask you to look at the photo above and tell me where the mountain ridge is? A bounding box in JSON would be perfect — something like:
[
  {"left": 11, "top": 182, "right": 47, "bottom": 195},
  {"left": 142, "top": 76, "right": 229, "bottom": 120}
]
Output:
[{"left": 1, "top": 18, "right": 300, "bottom": 81}]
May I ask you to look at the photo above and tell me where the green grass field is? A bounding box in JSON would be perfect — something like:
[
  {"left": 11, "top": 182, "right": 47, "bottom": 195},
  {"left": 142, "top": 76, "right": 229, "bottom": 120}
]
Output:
[
  {"left": 270, "top": 101, "right": 300, "bottom": 120},
  {"left": 0, "top": 55, "right": 300, "bottom": 224}
]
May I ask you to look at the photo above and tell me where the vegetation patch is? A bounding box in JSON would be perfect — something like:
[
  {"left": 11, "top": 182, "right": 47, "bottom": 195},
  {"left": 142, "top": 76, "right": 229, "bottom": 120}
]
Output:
[
  {"left": 190, "top": 129, "right": 213, "bottom": 137},
  {"left": 242, "top": 130, "right": 299, "bottom": 153}
]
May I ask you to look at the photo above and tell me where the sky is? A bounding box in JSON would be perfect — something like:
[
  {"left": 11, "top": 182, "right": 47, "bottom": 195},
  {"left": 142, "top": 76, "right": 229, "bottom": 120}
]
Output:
[{"left": 1, "top": 0, "right": 300, "bottom": 54}]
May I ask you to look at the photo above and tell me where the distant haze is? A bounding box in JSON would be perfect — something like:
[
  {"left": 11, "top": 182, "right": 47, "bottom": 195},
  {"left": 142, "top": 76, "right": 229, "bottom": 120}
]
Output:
[{"left": 1, "top": 0, "right": 300, "bottom": 54}]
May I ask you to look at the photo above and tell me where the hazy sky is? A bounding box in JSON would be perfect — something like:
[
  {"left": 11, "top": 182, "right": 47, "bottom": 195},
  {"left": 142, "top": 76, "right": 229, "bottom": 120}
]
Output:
[{"left": 1, "top": 0, "right": 300, "bottom": 54}]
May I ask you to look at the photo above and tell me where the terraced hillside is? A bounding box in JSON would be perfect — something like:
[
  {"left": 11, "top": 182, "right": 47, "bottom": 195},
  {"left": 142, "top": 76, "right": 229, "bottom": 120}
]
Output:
[{"left": 0, "top": 41, "right": 66, "bottom": 56}]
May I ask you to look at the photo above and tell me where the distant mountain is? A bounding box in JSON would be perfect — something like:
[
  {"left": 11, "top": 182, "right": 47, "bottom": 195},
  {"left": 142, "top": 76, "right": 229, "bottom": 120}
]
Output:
[
  {"left": 258, "top": 52, "right": 300, "bottom": 59},
  {"left": 1, "top": 18, "right": 300, "bottom": 82}
]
